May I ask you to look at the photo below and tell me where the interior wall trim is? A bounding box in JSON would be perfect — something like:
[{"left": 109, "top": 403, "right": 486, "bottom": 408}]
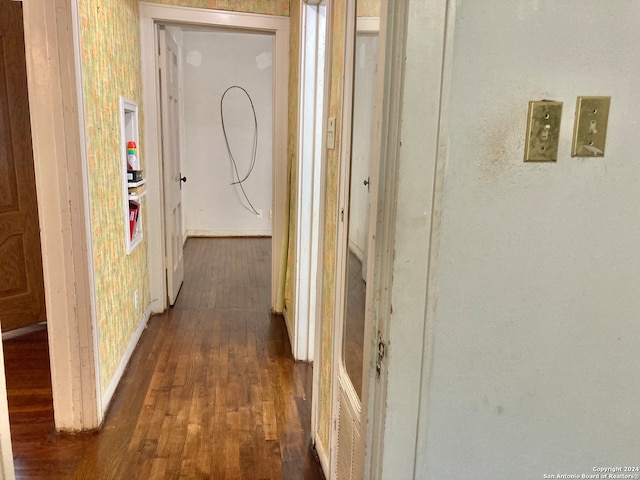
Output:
[
  {"left": 139, "top": 2, "right": 290, "bottom": 315},
  {"left": 23, "top": 0, "right": 100, "bottom": 432}
]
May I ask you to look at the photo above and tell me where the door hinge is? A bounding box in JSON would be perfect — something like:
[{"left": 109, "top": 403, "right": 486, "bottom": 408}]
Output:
[
  {"left": 340, "top": 208, "right": 345, "bottom": 222},
  {"left": 376, "top": 330, "right": 386, "bottom": 378}
]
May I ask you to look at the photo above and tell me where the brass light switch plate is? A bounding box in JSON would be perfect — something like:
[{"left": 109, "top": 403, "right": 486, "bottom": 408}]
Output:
[
  {"left": 524, "top": 100, "right": 563, "bottom": 162},
  {"left": 572, "top": 96, "right": 610, "bottom": 157}
]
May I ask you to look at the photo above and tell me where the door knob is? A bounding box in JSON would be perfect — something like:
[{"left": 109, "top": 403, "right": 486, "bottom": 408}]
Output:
[{"left": 180, "top": 176, "right": 187, "bottom": 183}]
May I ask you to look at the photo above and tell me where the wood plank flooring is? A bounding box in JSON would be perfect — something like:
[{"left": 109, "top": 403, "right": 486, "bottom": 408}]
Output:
[
  {"left": 4, "top": 237, "right": 324, "bottom": 479},
  {"left": 343, "top": 250, "right": 365, "bottom": 399}
]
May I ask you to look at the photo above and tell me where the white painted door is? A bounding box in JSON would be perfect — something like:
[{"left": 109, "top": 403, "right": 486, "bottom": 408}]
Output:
[
  {"left": 330, "top": 4, "right": 383, "bottom": 479},
  {"left": 159, "top": 27, "right": 184, "bottom": 305}
]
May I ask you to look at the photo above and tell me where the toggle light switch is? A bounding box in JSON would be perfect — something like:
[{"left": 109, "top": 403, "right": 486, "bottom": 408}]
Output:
[
  {"left": 524, "top": 100, "right": 563, "bottom": 162},
  {"left": 571, "top": 96, "right": 610, "bottom": 157}
]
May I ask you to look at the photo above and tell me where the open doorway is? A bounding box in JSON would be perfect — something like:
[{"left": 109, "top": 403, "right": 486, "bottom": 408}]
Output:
[
  {"left": 158, "top": 22, "right": 275, "bottom": 306},
  {"left": 0, "top": 1, "right": 56, "bottom": 473},
  {"left": 0, "top": 2, "right": 47, "bottom": 333},
  {"left": 141, "top": 4, "right": 289, "bottom": 317}
]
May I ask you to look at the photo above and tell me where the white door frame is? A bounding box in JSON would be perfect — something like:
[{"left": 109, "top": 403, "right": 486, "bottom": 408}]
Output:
[
  {"left": 292, "top": 3, "right": 329, "bottom": 362},
  {"left": 140, "top": 3, "right": 289, "bottom": 314},
  {"left": 365, "top": 0, "right": 451, "bottom": 478},
  {"left": 22, "top": 0, "right": 100, "bottom": 432}
]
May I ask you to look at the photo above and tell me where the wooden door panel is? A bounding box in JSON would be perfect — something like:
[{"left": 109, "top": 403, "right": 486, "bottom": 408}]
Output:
[
  {"left": 0, "top": 235, "right": 28, "bottom": 294},
  {"left": 0, "top": 1, "right": 46, "bottom": 331},
  {"left": 0, "top": 42, "right": 19, "bottom": 212}
]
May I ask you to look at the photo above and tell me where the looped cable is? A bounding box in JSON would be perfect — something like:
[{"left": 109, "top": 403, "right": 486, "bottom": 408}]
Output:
[{"left": 220, "top": 85, "right": 259, "bottom": 215}]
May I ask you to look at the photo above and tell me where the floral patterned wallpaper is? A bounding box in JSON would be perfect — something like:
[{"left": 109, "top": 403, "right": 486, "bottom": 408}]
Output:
[
  {"left": 283, "top": 0, "right": 300, "bottom": 331},
  {"left": 79, "top": 0, "right": 149, "bottom": 396},
  {"left": 145, "top": 0, "right": 289, "bottom": 15},
  {"left": 358, "top": 0, "right": 381, "bottom": 17},
  {"left": 357, "top": 0, "right": 381, "bottom": 17}
]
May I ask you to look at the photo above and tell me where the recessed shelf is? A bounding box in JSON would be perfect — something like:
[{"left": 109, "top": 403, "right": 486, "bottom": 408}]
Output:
[
  {"left": 128, "top": 190, "right": 148, "bottom": 202},
  {"left": 128, "top": 179, "right": 147, "bottom": 188},
  {"left": 120, "top": 96, "right": 144, "bottom": 255}
]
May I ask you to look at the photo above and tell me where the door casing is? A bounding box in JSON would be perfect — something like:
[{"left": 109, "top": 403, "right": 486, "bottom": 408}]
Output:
[
  {"left": 22, "top": 0, "right": 100, "bottom": 432},
  {"left": 370, "top": 0, "right": 451, "bottom": 476},
  {"left": 140, "top": 3, "right": 290, "bottom": 315},
  {"left": 293, "top": 2, "right": 329, "bottom": 363}
]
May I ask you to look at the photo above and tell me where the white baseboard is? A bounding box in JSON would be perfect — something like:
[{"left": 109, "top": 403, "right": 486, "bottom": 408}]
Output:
[
  {"left": 186, "top": 229, "right": 272, "bottom": 237},
  {"left": 100, "top": 306, "right": 151, "bottom": 415},
  {"left": 315, "top": 434, "right": 330, "bottom": 478}
]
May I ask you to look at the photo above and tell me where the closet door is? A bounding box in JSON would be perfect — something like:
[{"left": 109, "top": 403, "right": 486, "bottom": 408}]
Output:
[{"left": 330, "top": 2, "right": 383, "bottom": 478}]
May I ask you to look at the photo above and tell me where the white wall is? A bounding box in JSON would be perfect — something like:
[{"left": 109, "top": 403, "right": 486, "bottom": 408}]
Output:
[
  {"left": 348, "top": 33, "right": 378, "bottom": 262},
  {"left": 182, "top": 30, "right": 273, "bottom": 236},
  {"left": 399, "top": 1, "right": 640, "bottom": 478}
]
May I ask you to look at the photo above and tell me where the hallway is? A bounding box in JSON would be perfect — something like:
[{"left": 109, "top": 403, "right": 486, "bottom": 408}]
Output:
[{"left": 6, "top": 237, "right": 323, "bottom": 479}]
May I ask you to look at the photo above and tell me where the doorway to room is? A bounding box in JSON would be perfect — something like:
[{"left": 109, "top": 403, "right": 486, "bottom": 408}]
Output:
[
  {"left": 158, "top": 22, "right": 275, "bottom": 307},
  {"left": 140, "top": 4, "right": 289, "bottom": 317},
  {"left": 0, "top": 0, "right": 47, "bottom": 333}
]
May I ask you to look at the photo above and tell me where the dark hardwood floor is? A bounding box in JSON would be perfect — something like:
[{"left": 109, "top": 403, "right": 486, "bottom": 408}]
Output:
[
  {"left": 4, "top": 237, "right": 324, "bottom": 479},
  {"left": 343, "top": 250, "right": 365, "bottom": 398}
]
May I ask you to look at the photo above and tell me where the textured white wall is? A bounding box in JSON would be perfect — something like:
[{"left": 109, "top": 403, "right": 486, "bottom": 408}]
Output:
[
  {"left": 416, "top": 1, "right": 640, "bottom": 478},
  {"left": 349, "top": 33, "right": 378, "bottom": 261},
  {"left": 182, "top": 30, "right": 273, "bottom": 236}
]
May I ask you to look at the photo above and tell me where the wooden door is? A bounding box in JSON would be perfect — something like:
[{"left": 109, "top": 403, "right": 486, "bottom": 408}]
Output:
[
  {"left": 0, "top": 1, "right": 46, "bottom": 332},
  {"left": 159, "top": 27, "right": 184, "bottom": 305}
]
